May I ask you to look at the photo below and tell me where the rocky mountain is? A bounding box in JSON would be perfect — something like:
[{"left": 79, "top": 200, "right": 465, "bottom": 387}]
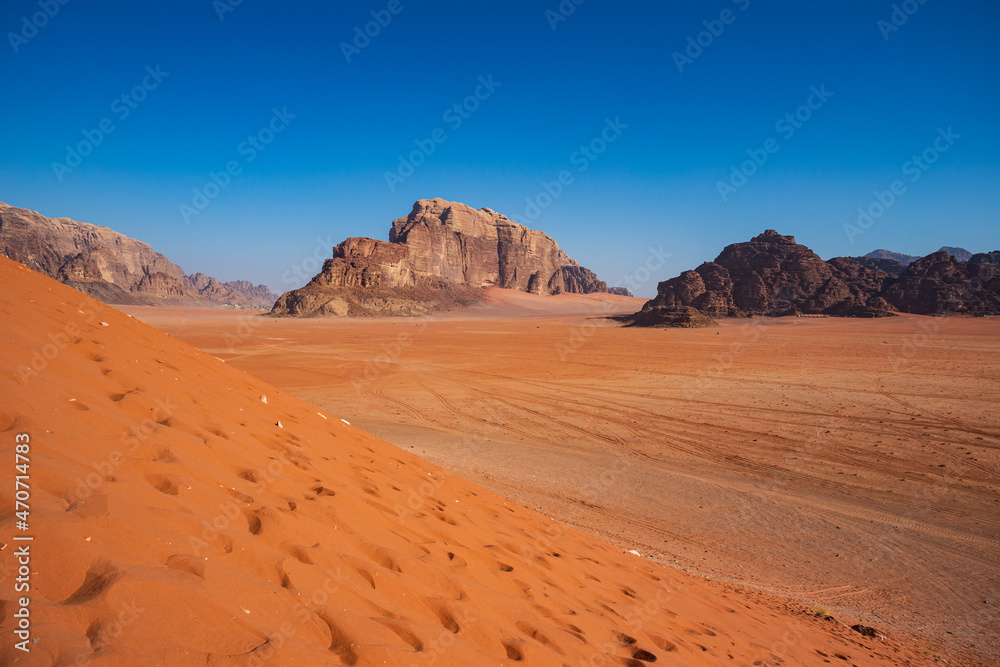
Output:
[
  {"left": 271, "top": 198, "right": 615, "bottom": 317},
  {"left": 623, "top": 231, "right": 998, "bottom": 326},
  {"left": 0, "top": 202, "right": 276, "bottom": 308},
  {"left": 863, "top": 246, "right": 973, "bottom": 266},
  {"left": 624, "top": 231, "right": 896, "bottom": 322},
  {"left": 939, "top": 246, "right": 973, "bottom": 262},
  {"left": 880, "top": 250, "right": 1000, "bottom": 314}
]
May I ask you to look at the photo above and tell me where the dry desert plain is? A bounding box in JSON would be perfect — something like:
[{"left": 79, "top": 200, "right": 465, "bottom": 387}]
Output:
[
  {"left": 124, "top": 289, "right": 1000, "bottom": 666},
  {"left": 0, "top": 258, "right": 955, "bottom": 666}
]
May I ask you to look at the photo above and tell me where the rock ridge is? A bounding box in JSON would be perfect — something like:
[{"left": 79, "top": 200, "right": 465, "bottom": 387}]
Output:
[
  {"left": 623, "top": 230, "right": 999, "bottom": 326},
  {"left": 0, "top": 202, "right": 277, "bottom": 308}
]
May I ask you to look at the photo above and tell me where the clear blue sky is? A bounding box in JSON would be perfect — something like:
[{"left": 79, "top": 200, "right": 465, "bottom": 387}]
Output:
[{"left": 1, "top": 0, "right": 997, "bottom": 296}]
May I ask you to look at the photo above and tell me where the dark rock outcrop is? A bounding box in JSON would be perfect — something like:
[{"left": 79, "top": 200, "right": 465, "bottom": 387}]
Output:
[
  {"left": 617, "top": 305, "right": 717, "bottom": 328},
  {"left": 638, "top": 230, "right": 895, "bottom": 321},
  {"left": 850, "top": 256, "right": 907, "bottom": 278},
  {"left": 0, "top": 202, "right": 277, "bottom": 308},
  {"left": 272, "top": 199, "right": 613, "bottom": 317},
  {"left": 861, "top": 246, "right": 972, "bottom": 266},
  {"left": 880, "top": 250, "right": 1000, "bottom": 314},
  {"left": 626, "top": 231, "right": 998, "bottom": 325}
]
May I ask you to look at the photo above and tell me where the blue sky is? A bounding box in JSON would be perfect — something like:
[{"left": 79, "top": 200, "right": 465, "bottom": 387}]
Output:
[{"left": 1, "top": 0, "right": 997, "bottom": 296}]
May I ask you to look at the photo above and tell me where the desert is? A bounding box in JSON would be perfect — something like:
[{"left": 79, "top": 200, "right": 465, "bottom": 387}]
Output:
[
  {"left": 120, "top": 290, "right": 1000, "bottom": 666},
  {"left": 1, "top": 254, "right": 957, "bottom": 666},
  {"left": 2, "top": 201, "right": 998, "bottom": 666},
  {"left": 4, "top": 2, "right": 998, "bottom": 665}
]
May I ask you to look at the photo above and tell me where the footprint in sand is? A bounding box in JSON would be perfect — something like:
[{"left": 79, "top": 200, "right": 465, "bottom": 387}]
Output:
[
  {"left": 227, "top": 488, "right": 254, "bottom": 504},
  {"left": 646, "top": 634, "right": 677, "bottom": 652},
  {"left": 360, "top": 545, "right": 403, "bottom": 573},
  {"left": 155, "top": 447, "right": 177, "bottom": 463},
  {"left": 0, "top": 412, "right": 19, "bottom": 432},
  {"left": 316, "top": 613, "right": 358, "bottom": 665},
  {"left": 244, "top": 509, "right": 263, "bottom": 535},
  {"left": 501, "top": 640, "right": 523, "bottom": 661},
  {"left": 165, "top": 554, "right": 207, "bottom": 578},
  {"left": 281, "top": 543, "right": 314, "bottom": 565},
  {"left": 514, "top": 621, "right": 561, "bottom": 653},
  {"left": 422, "top": 600, "right": 461, "bottom": 634},
  {"left": 374, "top": 619, "right": 423, "bottom": 652},
  {"left": 551, "top": 618, "right": 586, "bottom": 644},
  {"left": 630, "top": 647, "right": 658, "bottom": 662},
  {"left": 61, "top": 562, "right": 121, "bottom": 605},
  {"left": 312, "top": 484, "right": 337, "bottom": 497},
  {"left": 146, "top": 474, "right": 180, "bottom": 495}
]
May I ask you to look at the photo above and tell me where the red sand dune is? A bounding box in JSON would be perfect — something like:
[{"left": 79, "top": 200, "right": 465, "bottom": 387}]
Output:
[{"left": 0, "top": 256, "right": 932, "bottom": 665}]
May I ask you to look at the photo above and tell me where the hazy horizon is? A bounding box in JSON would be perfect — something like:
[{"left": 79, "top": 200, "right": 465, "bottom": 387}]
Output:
[{"left": 2, "top": 0, "right": 998, "bottom": 296}]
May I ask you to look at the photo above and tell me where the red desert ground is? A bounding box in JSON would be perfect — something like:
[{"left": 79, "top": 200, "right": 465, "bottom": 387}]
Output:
[
  {"left": 0, "top": 247, "right": 992, "bottom": 665},
  {"left": 2, "top": 256, "right": 998, "bottom": 666}
]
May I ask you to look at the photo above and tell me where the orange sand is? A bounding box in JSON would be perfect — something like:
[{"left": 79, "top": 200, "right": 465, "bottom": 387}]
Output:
[
  {"left": 121, "top": 291, "right": 1000, "bottom": 666},
  {"left": 0, "top": 261, "right": 943, "bottom": 665}
]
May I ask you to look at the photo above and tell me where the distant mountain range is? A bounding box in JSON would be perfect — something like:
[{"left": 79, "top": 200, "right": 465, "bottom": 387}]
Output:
[
  {"left": 3, "top": 198, "right": 992, "bottom": 320},
  {"left": 864, "top": 246, "right": 973, "bottom": 266},
  {"left": 622, "top": 231, "right": 998, "bottom": 326},
  {"left": 0, "top": 202, "right": 276, "bottom": 308}
]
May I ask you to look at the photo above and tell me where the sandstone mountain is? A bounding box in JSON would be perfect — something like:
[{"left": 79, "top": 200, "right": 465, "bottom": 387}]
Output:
[
  {"left": 0, "top": 202, "right": 276, "bottom": 308},
  {"left": 623, "top": 230, "right": 998, "bottom": 326},
  {"left": 271, "top": 198, "right": 619, "bottom": 317}
]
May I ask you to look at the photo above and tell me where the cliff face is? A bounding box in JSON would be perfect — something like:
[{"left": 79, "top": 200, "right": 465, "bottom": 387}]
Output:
[
  {"left": 386, "top": 199, "right": 605, "bottom": 294},
  {"left": 0, "top": 202, "right": 276, "bottom": 308},
  {"left": 624, "top": 231, "right": 998, "bottom": 326},
  {"left": 272, "top": 199, "right": 610, "bottom": 317}
]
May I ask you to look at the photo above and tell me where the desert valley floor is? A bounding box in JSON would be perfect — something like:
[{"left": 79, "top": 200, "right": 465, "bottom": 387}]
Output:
[{"left": 122, "top": 290, "right": 1000, "bottom": 666}]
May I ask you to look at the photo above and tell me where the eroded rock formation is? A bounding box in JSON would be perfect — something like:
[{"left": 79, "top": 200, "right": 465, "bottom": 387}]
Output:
[
  {"left": 880, "top": 250, "right": 1000, "bottom": 314},
  {"left": 624, "top": 230, "right": 998, "bottom": 326},
  {"left": 272, "top": 199, "right": 613, "bottom": 317},
  {"left": 0, "top": 202, "right": 276, "bottom": 308}
]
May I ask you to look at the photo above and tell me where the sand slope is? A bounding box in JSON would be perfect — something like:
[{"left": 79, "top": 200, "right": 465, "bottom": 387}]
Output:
[{"left": 0, "top": 256, "right": 930, "bottom": 665}]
